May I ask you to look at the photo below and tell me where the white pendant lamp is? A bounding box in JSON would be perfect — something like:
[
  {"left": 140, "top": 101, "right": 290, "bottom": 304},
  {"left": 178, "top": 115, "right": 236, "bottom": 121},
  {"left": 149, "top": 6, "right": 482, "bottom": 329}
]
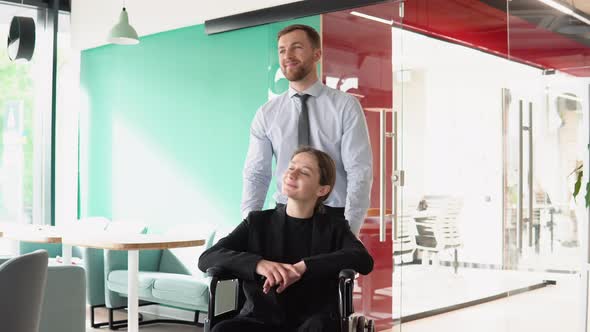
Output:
[{"left": 108, "top": 7, "right": 139, "bottom": 45}]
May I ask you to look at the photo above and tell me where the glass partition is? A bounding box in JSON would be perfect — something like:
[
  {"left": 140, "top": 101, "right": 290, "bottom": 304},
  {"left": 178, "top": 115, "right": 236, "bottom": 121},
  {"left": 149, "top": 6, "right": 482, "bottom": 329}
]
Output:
[
  {"left": 322, "top": 2, "right": 399, "bottom": 330},
  {"left": 388, "top": 0, "right": 590, "bottom": 331},
  {"left": 506, "top": 1, "right": 590, "bottom": 330}
]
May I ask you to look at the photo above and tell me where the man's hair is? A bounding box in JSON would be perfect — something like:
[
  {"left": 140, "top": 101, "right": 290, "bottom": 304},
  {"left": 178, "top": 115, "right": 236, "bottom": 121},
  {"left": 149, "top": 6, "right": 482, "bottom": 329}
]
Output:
[
  {"left": 277, "top": 24, "right": 321, "bottom": 49},
  {"left": 291, "top": 146, "right": 336, "bottom": 207}
]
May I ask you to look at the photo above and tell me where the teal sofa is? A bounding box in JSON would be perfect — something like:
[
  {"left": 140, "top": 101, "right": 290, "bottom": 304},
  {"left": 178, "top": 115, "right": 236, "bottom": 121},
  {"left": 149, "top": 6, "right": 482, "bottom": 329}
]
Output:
[{"left": 103, "top": 226, "right": 217, "bottom": 328}]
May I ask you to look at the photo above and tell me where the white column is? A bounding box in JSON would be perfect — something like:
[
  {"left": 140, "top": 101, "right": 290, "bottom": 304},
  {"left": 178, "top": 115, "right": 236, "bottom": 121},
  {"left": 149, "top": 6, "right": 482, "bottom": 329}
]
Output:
[
  {"left": 62, "top": 244, "right": 72, "bottom": 264},
  {"left": 128, "top": 250, "right": 139, "bottom": 332}
]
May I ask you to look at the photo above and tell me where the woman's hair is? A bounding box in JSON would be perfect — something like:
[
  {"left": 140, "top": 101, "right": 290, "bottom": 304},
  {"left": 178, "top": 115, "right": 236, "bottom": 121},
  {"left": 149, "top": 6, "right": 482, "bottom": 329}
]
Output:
[{"left": 291, "top": 146, "right": 336, "bottom": 210}]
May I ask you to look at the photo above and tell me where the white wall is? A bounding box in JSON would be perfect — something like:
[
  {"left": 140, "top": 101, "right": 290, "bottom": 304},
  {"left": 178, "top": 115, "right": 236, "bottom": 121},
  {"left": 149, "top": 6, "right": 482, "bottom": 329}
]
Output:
[{"left": 71, "top": 0, "right": 301, "bottom": 50}]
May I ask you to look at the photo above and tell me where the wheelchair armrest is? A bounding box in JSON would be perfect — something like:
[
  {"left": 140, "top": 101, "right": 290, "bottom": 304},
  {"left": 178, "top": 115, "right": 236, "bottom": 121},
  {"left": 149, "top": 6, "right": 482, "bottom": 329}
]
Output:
[
  {"left": 339, "top": 269, "right": 356, "bottom": 281},
  {"left": 338, "top": 268, "right": 357, "bottom": 329},
  {"left": 206, "top": 266, "right": 238, "bottom": 281},
  {"left": 206, "top": 266, "right": 241, "bottom": 331}
]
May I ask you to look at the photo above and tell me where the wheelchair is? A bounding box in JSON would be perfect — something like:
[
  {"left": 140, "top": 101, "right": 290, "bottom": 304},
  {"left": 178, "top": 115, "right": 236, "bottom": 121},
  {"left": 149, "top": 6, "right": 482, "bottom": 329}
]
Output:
[{"left": 205, "top": 267, "right": 375, "bottom": 332}]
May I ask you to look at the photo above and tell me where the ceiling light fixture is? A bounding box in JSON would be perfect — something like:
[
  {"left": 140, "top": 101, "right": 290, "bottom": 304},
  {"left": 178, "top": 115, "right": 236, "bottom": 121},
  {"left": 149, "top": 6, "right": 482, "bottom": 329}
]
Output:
[
  {"left": 350, "top": 11, "right": 393, "bottom": 25},
  {"left": 556, "top": 93, "right": 582, "bottom": 102},
  {"left": 7, "top": 16, "right": 35, "bottom": 62},
  {"left": 108, "top": 4, "right": 139, "bottom": 45}
]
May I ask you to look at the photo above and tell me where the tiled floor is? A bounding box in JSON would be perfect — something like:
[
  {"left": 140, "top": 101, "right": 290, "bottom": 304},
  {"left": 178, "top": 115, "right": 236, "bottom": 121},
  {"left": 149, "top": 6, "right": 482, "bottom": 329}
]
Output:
[
  {"left": 86, "top": 268, "right": 583, "bottom": 332},
  {"left": 392, "top": 265, "right": 570, "bottom": 319},
  {"left": 385, "top": 269, "right": 582, "bottom": 332}
]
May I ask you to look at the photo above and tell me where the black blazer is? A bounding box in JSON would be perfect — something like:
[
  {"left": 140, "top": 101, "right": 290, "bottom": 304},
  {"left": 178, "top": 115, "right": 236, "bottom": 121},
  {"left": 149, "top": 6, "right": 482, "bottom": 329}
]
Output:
[{"left": 198, "top": 205, "right": 373, "bottom": 326}]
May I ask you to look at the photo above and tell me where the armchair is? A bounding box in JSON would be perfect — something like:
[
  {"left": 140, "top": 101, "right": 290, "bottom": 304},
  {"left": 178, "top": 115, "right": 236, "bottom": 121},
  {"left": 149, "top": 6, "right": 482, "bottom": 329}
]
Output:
[
  {"left": 204, "top": 267, "right": 373, "bottom": 332},
  {"left": 0, "top": 250, "right": 49, "bottom": 332},
  {"left": 103, "top": 225, "right": 217, "bottom": 329},
  {"left": 3, "top": 253, "right": 87, "bottom": 332}
]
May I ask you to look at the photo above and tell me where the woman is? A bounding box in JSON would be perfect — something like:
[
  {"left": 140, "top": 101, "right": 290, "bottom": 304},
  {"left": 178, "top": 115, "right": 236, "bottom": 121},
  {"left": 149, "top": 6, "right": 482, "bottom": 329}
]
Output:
[{"left": 198, "top": 147, "right": 373, "bottom": 332}]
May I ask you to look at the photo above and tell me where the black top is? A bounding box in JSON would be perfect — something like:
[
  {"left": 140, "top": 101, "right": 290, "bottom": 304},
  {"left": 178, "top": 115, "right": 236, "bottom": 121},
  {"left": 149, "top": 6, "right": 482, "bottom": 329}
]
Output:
[
  {"left": 198, "top": 205, "right": 373, "bottom": 327},
  {"left": 283, "top": 214, "right": 313, "bottom": 264},
  {"left": 282, "top": 214, "right": 313, "bottom": 325}
]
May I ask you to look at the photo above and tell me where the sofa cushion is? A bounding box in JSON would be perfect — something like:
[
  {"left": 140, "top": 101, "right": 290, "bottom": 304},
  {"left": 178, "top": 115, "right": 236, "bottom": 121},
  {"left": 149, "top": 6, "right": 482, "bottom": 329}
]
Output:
[
  {"left": 151, "top": 273, "right": 209, "bottom": 307},
  {"left": 162, "top": 224, "right": 216, "bottom": 277},
  {"left": 107, "top": 270, "right": 160, "bottom": 299}
]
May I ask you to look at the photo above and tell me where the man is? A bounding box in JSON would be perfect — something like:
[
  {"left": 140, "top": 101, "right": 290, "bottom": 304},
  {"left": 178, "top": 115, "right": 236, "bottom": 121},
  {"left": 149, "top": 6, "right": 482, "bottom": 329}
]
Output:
[{"left": 241, "top": 24, "right": 372, "bottom": 235}]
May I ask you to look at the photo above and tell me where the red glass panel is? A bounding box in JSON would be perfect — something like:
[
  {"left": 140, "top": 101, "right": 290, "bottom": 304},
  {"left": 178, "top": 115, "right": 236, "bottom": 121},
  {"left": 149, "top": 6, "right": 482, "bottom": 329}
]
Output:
[
  {"left": 322, "top": 3, "right": 396, "bottom": 329},
  {"left": 322, "top": 0, "right": 590, "bottom": 330}
]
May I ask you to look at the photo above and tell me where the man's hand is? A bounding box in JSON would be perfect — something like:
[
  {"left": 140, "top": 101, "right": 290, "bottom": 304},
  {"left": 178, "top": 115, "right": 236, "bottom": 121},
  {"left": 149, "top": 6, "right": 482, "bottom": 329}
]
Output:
[{"left": 256, "top": 259, "right": 301, "bottom": 294}]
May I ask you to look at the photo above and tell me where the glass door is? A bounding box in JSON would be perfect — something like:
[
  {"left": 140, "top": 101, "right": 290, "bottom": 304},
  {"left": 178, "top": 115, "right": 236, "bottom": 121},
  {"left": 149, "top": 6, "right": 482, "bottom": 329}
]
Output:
[
  {"left": 506, "top": 1, "right": 590, "bottom": 330},
  {"left": 390, "top": 0, "right": 590, "bottom": 331},
  {"left": 502, "top": 76, "right": 589, "bottom": 273},
  {"left": 322, "top": 2, "right": 401, "bottom": 330}
]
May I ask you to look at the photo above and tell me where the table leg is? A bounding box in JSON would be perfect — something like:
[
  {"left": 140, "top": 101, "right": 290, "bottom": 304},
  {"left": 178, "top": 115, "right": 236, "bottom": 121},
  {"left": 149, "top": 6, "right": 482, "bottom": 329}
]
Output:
[
  {"left": 128, "top": 250, "right": 139, "bottom": 332},
  {"left": 62, "top": 244, "right": 72, "bottom": 264}
]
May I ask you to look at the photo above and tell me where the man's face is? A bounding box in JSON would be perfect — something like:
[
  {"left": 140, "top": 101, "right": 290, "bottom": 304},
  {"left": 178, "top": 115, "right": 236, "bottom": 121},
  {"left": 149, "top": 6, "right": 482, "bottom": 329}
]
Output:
[{"left": 278, "top": 29, "right": 320, "bottom": 82}]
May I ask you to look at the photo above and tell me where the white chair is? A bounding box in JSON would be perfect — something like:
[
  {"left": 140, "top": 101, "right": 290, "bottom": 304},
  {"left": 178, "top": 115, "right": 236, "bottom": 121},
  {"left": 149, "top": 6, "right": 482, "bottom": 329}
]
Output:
[
  {"left": 414, "top": 195, "right": 463, "bottom": 272},
  {"left": 395, "top": 214, "right": 418, "bottom": 264}
]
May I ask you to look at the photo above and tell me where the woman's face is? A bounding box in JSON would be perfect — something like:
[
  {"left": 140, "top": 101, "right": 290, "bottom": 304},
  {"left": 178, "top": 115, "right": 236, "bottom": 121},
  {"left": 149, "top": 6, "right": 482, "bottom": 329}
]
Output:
[{"left": 282, "top": 152, "right": 330, "bottom": 203}]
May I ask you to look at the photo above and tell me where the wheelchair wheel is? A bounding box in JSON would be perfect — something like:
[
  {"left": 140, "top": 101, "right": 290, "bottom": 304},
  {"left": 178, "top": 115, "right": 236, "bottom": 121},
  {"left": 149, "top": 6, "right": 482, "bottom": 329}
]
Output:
[
  {"left": 348, "top": 316, "right": 359, "bottom": 332},
  {"left": 356, "top": 316, "right": 365, "bottom": 332}
]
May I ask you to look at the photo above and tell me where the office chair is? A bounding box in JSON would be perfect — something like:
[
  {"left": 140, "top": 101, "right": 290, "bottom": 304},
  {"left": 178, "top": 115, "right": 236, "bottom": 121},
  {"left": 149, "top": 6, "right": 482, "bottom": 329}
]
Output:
[
  {"left": 205, "top": 267, "right": 373, "bottom": 332},
  {"left": 415, "top": 195, "right": 463, "bottom": 271},
  {"left": 0, "top": 250, "right": 49, "bottom": 332}
]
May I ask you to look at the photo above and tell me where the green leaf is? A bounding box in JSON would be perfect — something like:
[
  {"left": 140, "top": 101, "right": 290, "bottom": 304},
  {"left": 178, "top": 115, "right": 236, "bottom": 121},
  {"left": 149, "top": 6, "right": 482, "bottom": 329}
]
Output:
[
  {"left": 585, "top": 181, "right": 590, "bottom": 208},
  {"left": 569, "top": 164, "right": 583, "bottom": 176},
  {"left": 573, "top": 170, "right": 583, "bottom": 200}
]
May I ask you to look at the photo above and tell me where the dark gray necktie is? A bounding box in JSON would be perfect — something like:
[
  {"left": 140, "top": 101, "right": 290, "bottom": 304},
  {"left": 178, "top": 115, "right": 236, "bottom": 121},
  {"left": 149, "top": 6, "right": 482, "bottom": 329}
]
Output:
[{"left": 296, "top": 94, "right": 310, "bottom": 147}]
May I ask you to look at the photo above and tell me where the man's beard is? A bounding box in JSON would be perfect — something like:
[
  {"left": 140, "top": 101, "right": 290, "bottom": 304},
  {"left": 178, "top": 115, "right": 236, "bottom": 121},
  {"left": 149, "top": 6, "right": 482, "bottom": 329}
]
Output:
[{"left": 282, "top": 63, "right": 312, "bottom": 82}]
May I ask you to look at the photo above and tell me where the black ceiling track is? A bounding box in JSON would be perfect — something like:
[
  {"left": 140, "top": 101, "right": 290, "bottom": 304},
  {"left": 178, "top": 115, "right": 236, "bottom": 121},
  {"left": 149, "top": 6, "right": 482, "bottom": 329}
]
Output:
[{"left": 205, "top": 0, "right": 393, "bottom": 35}]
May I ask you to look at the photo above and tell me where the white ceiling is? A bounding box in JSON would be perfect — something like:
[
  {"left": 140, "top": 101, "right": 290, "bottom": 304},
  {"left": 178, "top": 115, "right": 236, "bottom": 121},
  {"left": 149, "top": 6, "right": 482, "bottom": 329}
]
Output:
[{"left": 71, "top": 0, "right": 301, "bottom": 50}]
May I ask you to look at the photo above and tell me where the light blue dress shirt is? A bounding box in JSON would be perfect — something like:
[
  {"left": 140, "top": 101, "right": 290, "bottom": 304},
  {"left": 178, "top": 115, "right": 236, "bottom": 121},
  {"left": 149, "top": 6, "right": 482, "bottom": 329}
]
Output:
[{"left": 241, "top": 80, "right": 372, "bottom": 234}]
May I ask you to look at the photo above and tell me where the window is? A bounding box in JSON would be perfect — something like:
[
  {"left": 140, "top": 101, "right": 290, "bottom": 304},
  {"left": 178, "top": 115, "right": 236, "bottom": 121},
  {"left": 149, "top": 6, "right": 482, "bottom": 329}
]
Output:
[{"left": 0, "top": 3, "right": 76, "bottom": 254}]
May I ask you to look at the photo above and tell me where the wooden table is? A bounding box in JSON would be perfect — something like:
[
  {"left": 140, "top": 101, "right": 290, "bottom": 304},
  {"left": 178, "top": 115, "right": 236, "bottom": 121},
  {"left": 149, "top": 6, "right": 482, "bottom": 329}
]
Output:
[
  {"left": 62, "top": 234, "right": 205, "bottom": 332},
  {"left": 0, "top": 224, "right": 62, "bottom": 243},
  {"left": 0, "top": 223, "right": 73, "bottom": 263}
]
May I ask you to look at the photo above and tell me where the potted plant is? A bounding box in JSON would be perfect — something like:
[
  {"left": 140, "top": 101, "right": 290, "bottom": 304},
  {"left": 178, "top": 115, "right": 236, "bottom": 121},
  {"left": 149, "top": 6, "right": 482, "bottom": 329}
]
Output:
[{"left": 571, "top": 144, "right": 590, "bottom": 208}]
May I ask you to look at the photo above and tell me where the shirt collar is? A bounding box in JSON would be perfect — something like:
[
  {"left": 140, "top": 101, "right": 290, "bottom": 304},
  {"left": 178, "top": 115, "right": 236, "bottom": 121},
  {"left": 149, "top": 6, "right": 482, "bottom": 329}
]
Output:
[{"left": 288, "top": 80, "right": 324, "bottom": 99}]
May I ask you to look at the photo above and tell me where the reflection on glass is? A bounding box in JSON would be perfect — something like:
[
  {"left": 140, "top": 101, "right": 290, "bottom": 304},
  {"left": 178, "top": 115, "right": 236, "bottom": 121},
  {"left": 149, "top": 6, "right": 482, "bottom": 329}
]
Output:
[
  {"left": 505, "top": 73, "right": 589, "bottom": 271},
  {"left": 322, "top": 2, "right": 396, "bottom": 330},
  {"left": 385, "top": 0, "right": 590, "bottom": 330}
]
